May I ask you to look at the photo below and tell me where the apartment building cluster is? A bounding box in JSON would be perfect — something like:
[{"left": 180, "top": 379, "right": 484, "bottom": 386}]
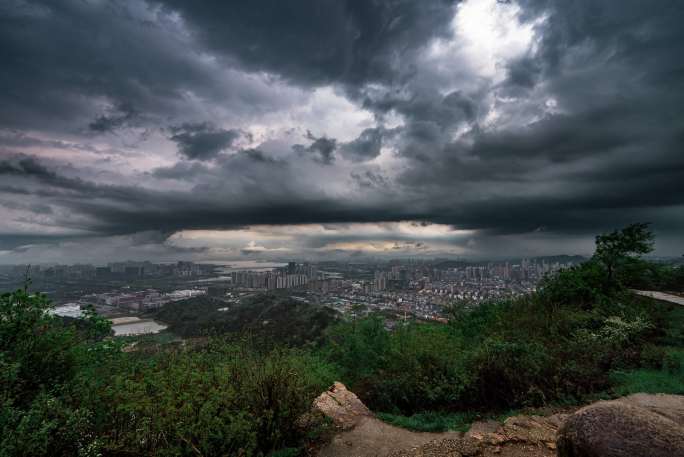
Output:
[{"left": 230, "top": 262, "right": 319, "bottom": 290}]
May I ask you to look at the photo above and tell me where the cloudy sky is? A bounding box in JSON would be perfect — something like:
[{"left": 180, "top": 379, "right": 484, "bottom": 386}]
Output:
[{"left": 0, "top": 0, "right": 682, "bottom": 263}]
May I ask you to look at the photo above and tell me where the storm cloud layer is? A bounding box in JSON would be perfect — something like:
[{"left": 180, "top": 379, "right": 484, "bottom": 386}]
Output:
[{"left": 0, "top": 0, "right": 683, "bottom": 262}]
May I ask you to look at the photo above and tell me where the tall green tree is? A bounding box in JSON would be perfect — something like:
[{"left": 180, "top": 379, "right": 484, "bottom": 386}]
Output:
[{"left": 593, "top": 223, "right": 654, "bottom": 282}]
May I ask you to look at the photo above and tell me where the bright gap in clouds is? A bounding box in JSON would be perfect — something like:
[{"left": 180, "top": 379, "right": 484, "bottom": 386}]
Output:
[
  {"left": 167, "top": 222, "right": 475, "bottom": 258},
  {"left": 431, "top": 0, "right": 539, "bottom": 81}
]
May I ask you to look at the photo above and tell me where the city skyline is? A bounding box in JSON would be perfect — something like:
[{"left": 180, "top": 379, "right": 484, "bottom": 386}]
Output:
[{"left": 1, "top": 0, "right": 683, "bottom": 263}]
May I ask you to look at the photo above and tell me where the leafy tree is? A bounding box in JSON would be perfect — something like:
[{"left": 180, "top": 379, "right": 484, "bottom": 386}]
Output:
[
  {"left": 593, "top": 222, "right": 654, "bottom": 282},
  {"left": 0, "top": 289, "right": 103, "bottom": 457},
  {"left": 0, "top": 289, "right": 77, "bottom": 405}
]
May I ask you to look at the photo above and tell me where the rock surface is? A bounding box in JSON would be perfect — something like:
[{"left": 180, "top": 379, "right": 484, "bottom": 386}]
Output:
[
  {"left": 390, "top": 413, "right": 568, "bottom": 457},
  {"left": 310, "top": 386, "right": 684, "bottom": 457},
  {"left": 311, "top": 383, "right": 462, "bottom": 457},
  {"left": 312, "top": 382, "right": 373, "bottom": 430},
  {"left": 557, "top": 394, "right": 684, "bottom": 457}
]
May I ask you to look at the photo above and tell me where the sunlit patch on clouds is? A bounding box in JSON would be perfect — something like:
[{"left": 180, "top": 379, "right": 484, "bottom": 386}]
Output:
[
  {"left": 167, "top": 222, "right": 475, "bottom": 259},
  {"left": 426, "top": 0, "right": 541, "bottom": 86}
]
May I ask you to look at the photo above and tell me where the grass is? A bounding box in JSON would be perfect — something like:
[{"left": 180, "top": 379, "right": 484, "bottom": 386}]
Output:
[
  {"left": 377, "top": 411, "right": 477, "bottom": 432},
  {"left": 269, "top": 448, "right": 302, "bottom": 457},
  {"left": 609, "top": 299, "right": 684, "bottom": 396},
  {"left": 609, "top": 368, "right": 684, "bottom": 396},
  {"left": 660, "top": 305, "right": 684, "bottom": 346}
]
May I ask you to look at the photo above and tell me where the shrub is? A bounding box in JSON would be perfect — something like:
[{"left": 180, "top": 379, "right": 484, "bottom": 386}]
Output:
[
  {"left": 0, "top": 290, "right": 78, "bottom": 405},
  {"left": 464, "top": 338, "right": 551, "bottom": 408},
  {"left": 0, "top": 393, "right": 99, "bottom": 457},
  {"left": 73, "top": 341, "right": 336, "bottom": 456}
]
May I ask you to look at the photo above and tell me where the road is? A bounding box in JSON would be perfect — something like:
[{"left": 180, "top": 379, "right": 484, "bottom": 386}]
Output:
[{"left": 631, "top": 290, "right": 684, "bottom": 306}]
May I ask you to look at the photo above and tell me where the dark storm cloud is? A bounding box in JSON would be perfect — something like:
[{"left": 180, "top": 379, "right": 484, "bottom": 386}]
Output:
[
  {"left": 0, "top": 234, "right": 80, "bottom": 251},
  {"left": 503, "top": 56, "right": 540, "bottom": 90},
  {"left": 380, "top": 0, "right": 684, "bottom": 236},
  {"left": 350, "top": 170, "right": 389, "bottom": 189},
  {"left": 169, "top": 123, "right": 242, "bottom": 161},
  {"left": 468, "top": 109, "right": 640, "bottom": 163},
  {"left": 0, "top": 155, "right": 95, "bottom": 194},
  {"left": 340, "top": 128, "right": 383, "bottom": 162},
  {"left": 2, "top": 150, "right": 681, "bottom": 245},
  {"left": 1, "top": 0, "right": 683, "bottom": 259},
  {"left": 149, "top": 161, "right": 210, "bottom": 180},
  {"left": 0, "top": 0, "right": 296, "bottom": 134},
  {"left": 0, "top": 130, "right": 95, "bottom": 152},
  {"left": 89, "top": 103, "right": 139, "bottom": 133},
  {"left": 158, "top": 0, "right": 458, "bottom": 88},
  {"left": 0, "top": 154, "right": 415, "bottom": 241},
  {"left": 293, "top": 131, "right": 337, "bottom": 165}
]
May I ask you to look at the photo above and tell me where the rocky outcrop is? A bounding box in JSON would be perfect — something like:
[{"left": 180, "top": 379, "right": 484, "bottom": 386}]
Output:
[
  {"left": 308, "top": 386, "right": 684, "bottom": 457},
  {"left": 557, "top": 394, "right": 684, "bottom": 457},
  {"left": 308, "top": 383, "right": 569, "bottom": 457},
  {"left": 310, "top": 383, "right": 462, "bottom": 457},
  {"left": 311, "top": 381, "right": 373, "bottom": 430},
  {"left": 390, "top": 414, "right": 568, "bottom": 457}
]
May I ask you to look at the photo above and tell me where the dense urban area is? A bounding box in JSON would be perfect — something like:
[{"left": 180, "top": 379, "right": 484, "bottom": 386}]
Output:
[{"left": 0, "top": 256, "right": 582, "bottom": 335}]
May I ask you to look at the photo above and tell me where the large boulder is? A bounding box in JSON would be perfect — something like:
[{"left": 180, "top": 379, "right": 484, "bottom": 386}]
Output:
[
  {"left": 311, "top": 381, "right": 373, "bottom": 430},
  {"left": 557, "top": 394, "right": 684, "bottom": 457}
]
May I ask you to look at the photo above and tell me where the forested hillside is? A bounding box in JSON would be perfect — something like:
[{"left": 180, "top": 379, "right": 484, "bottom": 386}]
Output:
[{"left": 151, "top": 293, "right": 338, "bottom": 346}]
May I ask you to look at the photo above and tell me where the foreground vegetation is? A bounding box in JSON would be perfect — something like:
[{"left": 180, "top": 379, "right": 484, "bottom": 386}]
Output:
[{"left": 1, "top": 224, "right": 683, "bottom": 455}]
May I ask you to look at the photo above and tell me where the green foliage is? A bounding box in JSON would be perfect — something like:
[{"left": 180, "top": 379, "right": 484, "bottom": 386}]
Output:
[
  {"left": 1, "top": 287, "right": 337, "bottom": 456},
  {"left": 610, "top": 299, "right": 684, "bottom": 396},
  {"left": 537, "top": 260, "right": 612, "bottom": 309},
  {"left": 593, "top": 222, "right": 654, "bottom": 282},
  {"left": 323, "top": 317, "right": 472, "bottom": 413},
  {"left": 269, "top": 448, "right": 302, "bottom": 457},
  {"left": 377, "top": 411, "right": 476, "bottom": 432},
  {"left": 320, "top": 224, "right": 678, "bottom": 415},
  {"left": 0, "top": 289, "right": 103, "bottom": 456},
  {"left": 464, "top": 337, "right": 552, "bottom": 408},
  {"left": 0, "top": 289, "right": 78, "bottom": 404},
  {"left": 0, "top": 393, "right": 101, "bottom": 457},
  {"left": 152, "top": 294, "right": 338, "bottom": 346},
  {"left": 70, "top": 342, "right": 336, "bottom": 456},
  {"left": 323, "top": 277, "right": 665, "bottom": 413}
]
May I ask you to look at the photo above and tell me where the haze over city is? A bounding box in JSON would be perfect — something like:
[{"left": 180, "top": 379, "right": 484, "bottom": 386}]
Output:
[{"left": 1, "top": 0, "right": 683, "bottom": 264}]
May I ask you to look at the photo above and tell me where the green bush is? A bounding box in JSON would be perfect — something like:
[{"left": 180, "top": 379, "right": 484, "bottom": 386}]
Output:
[
  {"left": 323, "top": 317, "right": 472, "bottom": 413},
  {"left": 0, "top": 393, "right": 100, "bottom": 457},
  {"left": 72, "top": 342, "right": 336, "bottom": 456},
  {"left": 0, "top": 290, "right": 78, "bottom": 405},
  {"left": 464, "top": 338, "right": 551, "bottom": 408},
  {"left": 1, "top": 288, "right": 337, "bottom": 457},
  {"left": 320, "top": 253, "right": 672, "bottom": 415}
]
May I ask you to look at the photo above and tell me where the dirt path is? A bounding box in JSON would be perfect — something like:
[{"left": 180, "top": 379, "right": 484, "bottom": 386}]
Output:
[
  {"left": 311, "top": 382, "right": 567, "bottom": 457},
  {"left": 318, "top": 416, "right": 463, "bottom": 457},
  {"left": 312, "top": 382, "right": 463, "bottom": 457},
  {"left": 632, "top": 290, "right": 684, "bottom": 306}
]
